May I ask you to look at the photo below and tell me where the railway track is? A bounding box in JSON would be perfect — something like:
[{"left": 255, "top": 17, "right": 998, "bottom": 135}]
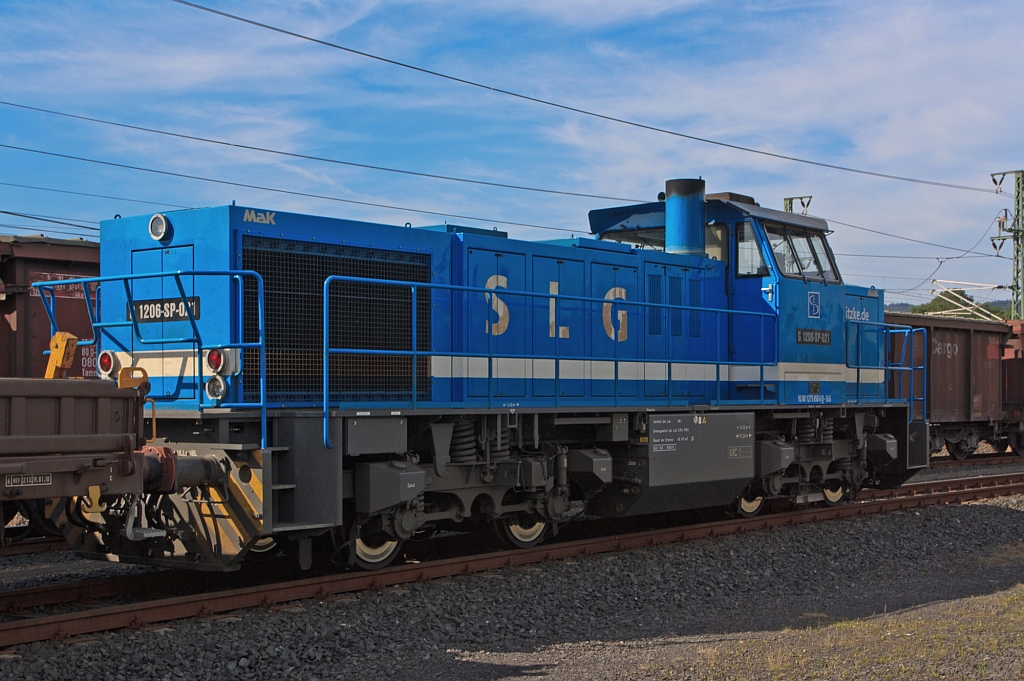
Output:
[
  {"left": 0, "top": 537, "right": 67, "bottom": 558},
  {"left": 930, "top": 453, "right": 1024, "bottom": 469},
  {"left": 2, "top": 471, "right": 1023, "bottom": 649}
]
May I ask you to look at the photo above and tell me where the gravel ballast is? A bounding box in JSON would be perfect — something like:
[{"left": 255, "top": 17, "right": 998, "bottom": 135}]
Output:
[{"left": 2, "top": 494, "right": 1023, "bottom": 680}]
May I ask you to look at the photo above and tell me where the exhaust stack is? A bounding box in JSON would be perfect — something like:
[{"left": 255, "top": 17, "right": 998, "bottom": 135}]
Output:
[{"left": 664, "top": 178, "right": 705, "bottom": 255}]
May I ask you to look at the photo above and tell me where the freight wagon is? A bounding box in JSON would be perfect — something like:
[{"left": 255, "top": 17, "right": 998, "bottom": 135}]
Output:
[
  {"left": 0, "top": 235, "right": 99, "bottom": 378},
  {"left": 35, "top": 179, "right": 928, "bottom": 571},
  {"left": 885, "top": 313, "right": 1020, "bottom": 459}
]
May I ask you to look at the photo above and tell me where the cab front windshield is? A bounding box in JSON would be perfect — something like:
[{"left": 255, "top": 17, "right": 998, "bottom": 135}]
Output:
[{"left": 764, "top": 223, "right": 840, "bottom": 283}]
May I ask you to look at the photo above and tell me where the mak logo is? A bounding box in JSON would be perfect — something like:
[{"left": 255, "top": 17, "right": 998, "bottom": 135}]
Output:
[
  {"left": 807, "top": 291, "right": 821, "bottom": 319},
  {"left": 243, "top": 209, "right": 276, "bottom": 225}
]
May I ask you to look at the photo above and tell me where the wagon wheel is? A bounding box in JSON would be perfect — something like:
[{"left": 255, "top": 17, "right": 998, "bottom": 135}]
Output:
[
  {"left": 1010, "top": 433, "right": 1024, "bottom": 457},
  {"left": 495, "top": 514, "right": 549, "bottom": 549},
  {"left": 948, "top": 440, "right": 974, "bottom": 461}
]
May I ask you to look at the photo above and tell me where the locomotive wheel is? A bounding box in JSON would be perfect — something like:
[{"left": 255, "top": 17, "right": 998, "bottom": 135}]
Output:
[
  {"left": 349, "top": 526, "right": 403, "bottom": 570},
  {"left": 990, "top": 439, "right": 1009, "bottom": 455},
  {"left": 1009, "top": 434, "right": 1024, "bottom": 457},
  {"left": 736, "top": 494, "right": 765, "bottom": 518},
  {"left": 823, "top": 482, "right": 846, "bottom": 506},
  {"left": 495, "top": 514, "right": 548, "bottom": 549},
  {"left": 245, "top": 537, "right": 280, "bottom": 561}
]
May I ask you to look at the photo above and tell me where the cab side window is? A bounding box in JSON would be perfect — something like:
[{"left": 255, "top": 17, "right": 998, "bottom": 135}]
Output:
[
  {"left": 705, "top": 223, "right": 728, "bottom": 264},
  {"left": 736, "top": 222, "right": 768, "bottom": 277}
]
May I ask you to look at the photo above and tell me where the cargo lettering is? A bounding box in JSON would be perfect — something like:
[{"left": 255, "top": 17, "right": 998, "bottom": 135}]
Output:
[
  {"left": 548, "top": 282, "right": 569, "bottom": 339},
  {"left": 242, "top": 209, "right": 276, "bottom": 225},
  {"left": 602, "top": 287, "right": 628, "bottom": 342},
  {"left": 484, "top": 275, "right": 509, "bottom": 335},
  {"left": 933, "top": 340, "right": 958, "bottom": 358},
  {"left": 484, "top": 282, "right": 626, "bottom": 341}
]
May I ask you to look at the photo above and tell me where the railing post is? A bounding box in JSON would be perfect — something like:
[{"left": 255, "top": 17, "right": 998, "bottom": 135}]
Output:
[
  {"left": 257, "top": 272, "right": 267, "bottom": 449},
  {"left": 613, "top": 298, "right": 619, "bottom": 408},
  {"left": 411, "top": 286, "right": 417, "bottom": 410},
  {"left": 323, "top": 277, "right": 333, "bottom": 449}
]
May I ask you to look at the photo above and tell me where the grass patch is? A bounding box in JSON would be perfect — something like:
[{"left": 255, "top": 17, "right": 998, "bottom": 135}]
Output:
[{"left": 651, "top": 585, "right": 1024, "bottom": 680}]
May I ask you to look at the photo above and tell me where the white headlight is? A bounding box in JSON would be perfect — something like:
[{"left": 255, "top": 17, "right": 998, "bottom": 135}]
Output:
[
  {"left": 148, "top": 214, "right": 172, "bottom": 241},
  {"left": 205, "top": 375, "right": 227, "bottom": 401}
]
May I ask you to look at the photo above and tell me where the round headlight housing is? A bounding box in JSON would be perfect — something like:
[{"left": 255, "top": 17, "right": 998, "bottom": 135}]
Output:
[
  {"left": 206, "top": 348, "right": 224, "bottom": 374},
  {"left": 148, "top": 214, "right": 172, "bottom": 242},
  {"left": 205, "top": 375, "right": 227, "bottom": 401},
  {"left": 97, "top": 350, "right": 119, "bottom": 379}
]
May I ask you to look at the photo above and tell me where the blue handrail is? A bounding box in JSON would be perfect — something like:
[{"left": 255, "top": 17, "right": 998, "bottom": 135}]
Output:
[
  {"left": 845, "top": 320, "right": 927, "bottom": 422},
  {"left": 33, "top": 270, "right": 268, "bottom": 448},
  {"left": 322, "top": 274, "right": 780, "bottom": 448}
]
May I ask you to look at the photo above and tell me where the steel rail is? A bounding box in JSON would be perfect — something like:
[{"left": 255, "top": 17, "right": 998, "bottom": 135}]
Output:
[
  {"left": 0, "top": 537, "right": 67, "bottom": 558},
  {"left": 2, "top": 473, "right": 1023, "bottom": 648},
  {"left": 929, "top": 454, "right": 1024, "bottom": 469}
]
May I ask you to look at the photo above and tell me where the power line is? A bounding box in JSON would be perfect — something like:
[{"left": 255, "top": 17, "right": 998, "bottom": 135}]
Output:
[
  {"left": 0, "top": 210, "right": 99, "bottom": 230},
  {"left": 0, "top": 222, "right": 98, "bottom": 240},
  {"left": 843, "top": 272, "right": 951, "bottom": 280},
  {"left": 820, "top": 216, "right": 1009, "bottom": 259},
  {"left": 835, "top": 253, "right": 993, "bottom": 260},
  {"left": 2, "top": 142, "right": 1001, "bottom": 258},
  {"left": 0, "top": 180, "right": 192, "bottom": 209},
  {"left": 15, "top": 211, "right": 98, "bottom": 225},
  {"left": 170, "top": 0, "right": 1003, "bottom": 196},
  {"left": 0, "top": 101, "right": 645, "bottom": 203},
  {"left": 0, "top": 144, "right": 583, "bottom": 234}
]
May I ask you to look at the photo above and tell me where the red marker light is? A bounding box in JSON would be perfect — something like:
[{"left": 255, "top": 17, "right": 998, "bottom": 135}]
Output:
[
  {"left": 207, "top": 349, "right": 224, "bottom": 373},
  {"left": 98, "top": 350, "right": 114, "bottom": 375}
]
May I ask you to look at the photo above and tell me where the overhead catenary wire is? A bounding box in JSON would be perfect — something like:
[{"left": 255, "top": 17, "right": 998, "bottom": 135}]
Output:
[
  {"left": 0, "top": 144, "right": 584, "bottom": 235},
  {"left": 0, "top": 181, "right": 192, "bottom": 209},
  {"left": 170, "top": 0, "right": 1004, "bottom": 196},
  {"left": 0, "top": 210, "right": 99, "bottom": 230},
  {"left": 816, "top": 216, "right": 1009, "bottom": 260},
  {"left": 0, "top": 101, "right": 646, "bottom": 203},
  {"left": 4, "top": 141, "right": 1004, "bottom": 258},
  {"left": 0, "top": 222, "right": 99, "bottom": 240},
  {"left": 834, "top": 253, "right": 994, "bottom": 260}
]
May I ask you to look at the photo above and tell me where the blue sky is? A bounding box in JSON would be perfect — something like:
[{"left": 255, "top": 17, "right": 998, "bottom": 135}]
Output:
[{"left": 1, "top": 0, "right": 1021, "bottom": 305}]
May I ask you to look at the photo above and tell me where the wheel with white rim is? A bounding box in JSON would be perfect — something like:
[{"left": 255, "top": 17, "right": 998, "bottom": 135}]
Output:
[
  {"left": 352, "top": 532, "right": 402, "bottom": 570},
  {"left": 823, "top": 482, "right": 846, "bottom": 506},
  {"left": 736, "top": 494, "right": 765, "bottom": 518},
  {"left": 495, "top": 515, "right": 548, "bottom": 549},
  {"left": 245, "top": 536, "right": 280, "bottom": 561}
]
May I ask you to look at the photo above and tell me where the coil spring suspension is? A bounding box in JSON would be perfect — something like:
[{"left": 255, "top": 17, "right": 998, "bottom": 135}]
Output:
[
  {"left": 797, "top": 418, "right": 816, "bottom": 444},
  {"left": 449, "top": 418, "right": 479, "bottom": 463},
  {"left": 821, "top": 417, "right": 834, "bottom": 443},
  {"left": 487, "top": 416, "right": 512, "bottom": 463}
]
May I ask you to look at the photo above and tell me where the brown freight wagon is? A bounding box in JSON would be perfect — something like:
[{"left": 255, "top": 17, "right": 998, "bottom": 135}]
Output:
[
  {"left": 999, "top": 320, "right": 1024, "bottom": 454},
  {"left": 885, "top": 313, "right": 1010, "bottom": 459},
  {"left": 0, "top": 235, "right": 99, "bottom": 379}
]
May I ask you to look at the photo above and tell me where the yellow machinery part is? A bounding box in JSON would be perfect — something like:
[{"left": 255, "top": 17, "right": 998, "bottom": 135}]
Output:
[{"left": 43, "top": 332, "right": 78, "bottom": 379}]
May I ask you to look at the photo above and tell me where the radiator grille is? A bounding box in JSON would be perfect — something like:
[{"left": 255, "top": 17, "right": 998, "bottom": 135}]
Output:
[{"left": 242, "top": 236, "right": 432, "bottom": 403}]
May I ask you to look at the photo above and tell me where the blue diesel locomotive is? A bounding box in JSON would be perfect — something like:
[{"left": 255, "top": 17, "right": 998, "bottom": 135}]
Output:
[{"left": 37, "top": 179, "right": 928, "bottom": 570}]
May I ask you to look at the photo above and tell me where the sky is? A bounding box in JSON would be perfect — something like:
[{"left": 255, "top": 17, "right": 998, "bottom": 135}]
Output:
[{"left": 1, "top": 0, "right": 1022, "bottom": 305}]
